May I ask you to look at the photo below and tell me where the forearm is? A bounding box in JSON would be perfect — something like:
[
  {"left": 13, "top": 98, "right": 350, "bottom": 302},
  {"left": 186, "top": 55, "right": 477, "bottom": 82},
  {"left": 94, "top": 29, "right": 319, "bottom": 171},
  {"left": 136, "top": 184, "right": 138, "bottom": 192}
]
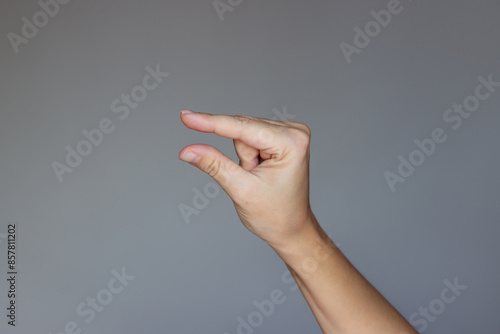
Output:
[
  {"left": 179, "top": 111, "right": 415, "bottom": 333},
  {"left": 271, "top": 213, "right": 417, "bottom": 334}
]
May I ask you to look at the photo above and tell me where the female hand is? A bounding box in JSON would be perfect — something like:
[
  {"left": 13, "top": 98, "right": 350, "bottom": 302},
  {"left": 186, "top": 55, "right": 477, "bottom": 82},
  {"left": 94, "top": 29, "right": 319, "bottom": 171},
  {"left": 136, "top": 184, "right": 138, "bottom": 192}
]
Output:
[{"left": 179, "top": 110, "right": 315, "bottom": 250}]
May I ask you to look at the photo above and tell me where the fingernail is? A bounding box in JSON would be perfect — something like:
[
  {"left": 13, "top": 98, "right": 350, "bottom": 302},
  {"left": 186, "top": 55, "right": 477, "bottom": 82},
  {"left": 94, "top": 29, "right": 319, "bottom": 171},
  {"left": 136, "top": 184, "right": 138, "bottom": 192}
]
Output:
[
  {"left": 181, "top": 109, "right": 196, "bottom": 115},
  {"left": 180, "top": 150, "right": 201, "bottom": 164}
]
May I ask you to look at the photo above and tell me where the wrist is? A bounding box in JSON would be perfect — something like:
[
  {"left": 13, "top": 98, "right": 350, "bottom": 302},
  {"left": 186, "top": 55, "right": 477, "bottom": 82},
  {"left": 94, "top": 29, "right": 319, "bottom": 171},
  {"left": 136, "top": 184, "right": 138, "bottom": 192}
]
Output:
[{"left": 270, "top": 214, "right": 337, "bottom": 277}]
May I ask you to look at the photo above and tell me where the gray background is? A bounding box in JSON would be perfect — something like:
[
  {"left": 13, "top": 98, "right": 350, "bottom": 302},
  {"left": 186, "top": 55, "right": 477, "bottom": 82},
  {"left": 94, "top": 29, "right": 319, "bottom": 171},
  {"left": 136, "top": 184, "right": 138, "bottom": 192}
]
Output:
[{"left": 1, "top": 0, "right": 499, "bottom": 333}]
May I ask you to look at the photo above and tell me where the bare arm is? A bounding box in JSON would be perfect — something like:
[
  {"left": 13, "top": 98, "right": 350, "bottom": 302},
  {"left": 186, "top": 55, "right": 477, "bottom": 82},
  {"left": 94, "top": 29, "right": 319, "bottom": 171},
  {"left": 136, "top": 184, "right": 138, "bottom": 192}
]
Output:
[
  {"left": 179, "top": 110, "right": 417, "bottom": 334},
  {"left": 274, "top": 214, "right": 416, "bottom": 333}
]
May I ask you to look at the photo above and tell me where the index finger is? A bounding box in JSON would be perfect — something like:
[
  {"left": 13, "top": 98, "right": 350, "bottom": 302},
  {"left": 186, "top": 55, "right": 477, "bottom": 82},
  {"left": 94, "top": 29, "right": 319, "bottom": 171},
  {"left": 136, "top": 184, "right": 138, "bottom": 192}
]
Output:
[{"left": 180, "top": 111, "right": 286, "bottom": 150}]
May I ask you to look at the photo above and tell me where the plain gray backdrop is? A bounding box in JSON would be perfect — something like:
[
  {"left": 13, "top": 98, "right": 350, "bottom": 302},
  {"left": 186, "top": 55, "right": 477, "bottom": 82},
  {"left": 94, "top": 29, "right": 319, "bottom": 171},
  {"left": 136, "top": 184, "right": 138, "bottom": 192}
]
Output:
[{"left": 1, "top": 0, "right": 499, "bottom": 333}]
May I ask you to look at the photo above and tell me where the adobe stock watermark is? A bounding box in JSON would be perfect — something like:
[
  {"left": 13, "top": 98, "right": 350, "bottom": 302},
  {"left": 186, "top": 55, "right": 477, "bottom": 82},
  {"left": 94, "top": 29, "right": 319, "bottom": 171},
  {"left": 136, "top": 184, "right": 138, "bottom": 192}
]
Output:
[
  {"left": 7, "top": 0, "right": 73, "bottom": 54},
  {"left": 223, "top": 235, "right": 340, "bottom": 334},
  {"left": 287, "top": 234, "right": 340, "bottom": 280},
  {"left": 408, "top": 277, "right": 468, "bottom": 333},
  {"left": 223, "top": 288, "right": 287, "bottom": 334},
  {"left": 51, "top": 64, "right": 170, "bottom": 183},
  {"left": 384, "top": 73, "right": 500, "bottom": 192},
  {"left": 213, "top": 0, "right": 244, "bottom": 22},
  {"left": 179, "top": 106, "right": 297, "bottom": 225},
  {"left": 340, "top": 0, "right": 417, "bottom": 64},
  {"left": 48, "top": 267, "right": 135, "bottom": 334}
]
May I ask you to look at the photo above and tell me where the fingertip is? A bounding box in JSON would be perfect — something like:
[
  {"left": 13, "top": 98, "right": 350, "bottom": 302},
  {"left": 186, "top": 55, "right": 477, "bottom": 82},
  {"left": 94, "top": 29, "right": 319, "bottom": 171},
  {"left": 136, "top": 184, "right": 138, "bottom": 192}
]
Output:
[{"left": 179, "top": 150, "right": 201, "bottom": 165}]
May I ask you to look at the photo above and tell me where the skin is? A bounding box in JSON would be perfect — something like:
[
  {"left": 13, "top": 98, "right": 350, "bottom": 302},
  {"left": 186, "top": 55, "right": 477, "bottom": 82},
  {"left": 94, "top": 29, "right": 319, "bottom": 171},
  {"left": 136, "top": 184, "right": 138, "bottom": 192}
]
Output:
[{"left": 179, "top": 110, "right": 417, "bottom": 334}]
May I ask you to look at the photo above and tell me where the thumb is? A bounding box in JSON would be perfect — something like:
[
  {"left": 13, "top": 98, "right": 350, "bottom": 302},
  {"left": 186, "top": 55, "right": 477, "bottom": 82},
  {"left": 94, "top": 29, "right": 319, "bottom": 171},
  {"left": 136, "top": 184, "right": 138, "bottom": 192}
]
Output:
[{"left": 179, "top": 144, "right": 252, "bottom": 198}]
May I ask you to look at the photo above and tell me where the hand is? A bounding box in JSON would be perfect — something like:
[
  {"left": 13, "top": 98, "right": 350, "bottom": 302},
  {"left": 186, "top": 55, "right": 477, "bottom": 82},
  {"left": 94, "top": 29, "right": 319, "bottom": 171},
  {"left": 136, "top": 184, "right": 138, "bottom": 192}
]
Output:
[
  {"left": 179, "top": 110, "right": 418, "bottom": 334},
  {"left": 179, "top": 110, "right": 315, "bottom": 250}
]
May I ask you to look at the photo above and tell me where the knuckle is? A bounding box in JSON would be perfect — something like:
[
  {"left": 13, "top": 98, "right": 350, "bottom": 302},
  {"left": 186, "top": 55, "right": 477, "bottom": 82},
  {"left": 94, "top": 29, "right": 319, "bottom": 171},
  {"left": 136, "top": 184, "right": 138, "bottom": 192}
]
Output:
[
  {"left": 234, "top": 115, "right": 253, "bottom": 128},
  {"left": 205, "top": 158, "right": 221, "bottom": 178},
  {"left": 295, "top": 122, "right": 312, "bottom": 136},
  {"left": 286, "top": 126, "right": 311, "bottom": 150}
]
